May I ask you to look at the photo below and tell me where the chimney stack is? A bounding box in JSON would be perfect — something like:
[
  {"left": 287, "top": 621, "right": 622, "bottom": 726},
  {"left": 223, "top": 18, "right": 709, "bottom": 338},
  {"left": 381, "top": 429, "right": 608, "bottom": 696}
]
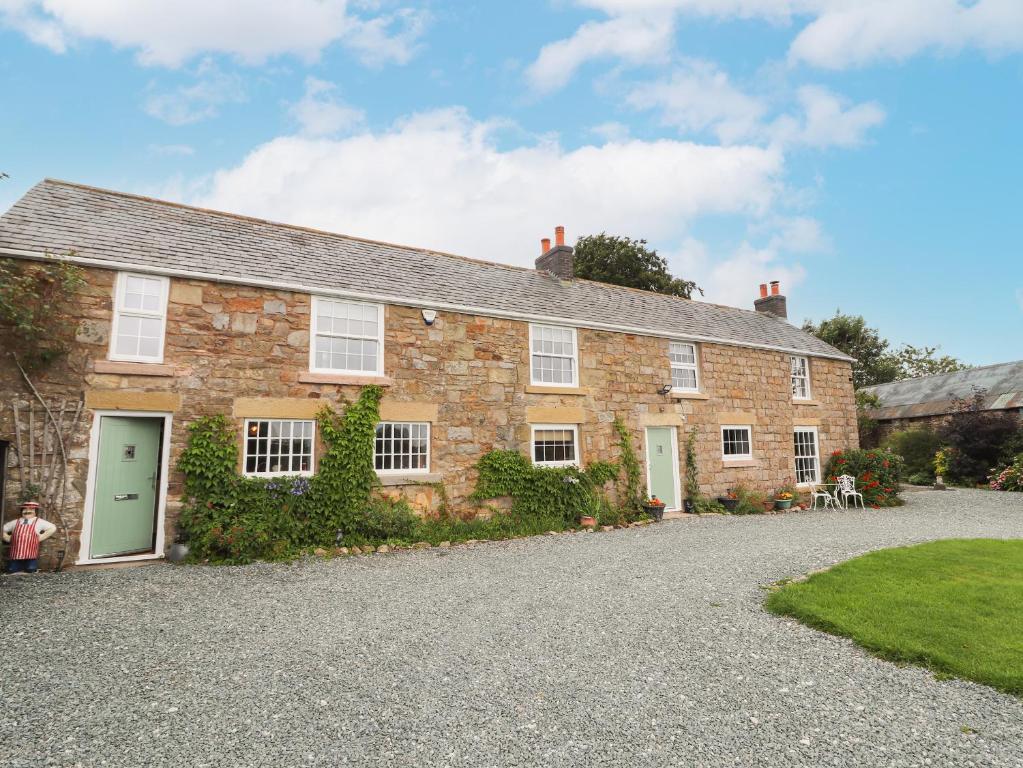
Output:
[
  {"left": 754, "top": 280, "right": 788, "bottom": 320},
  {"left": 535, "top": 225, "right": 574, "bottom": 280}
]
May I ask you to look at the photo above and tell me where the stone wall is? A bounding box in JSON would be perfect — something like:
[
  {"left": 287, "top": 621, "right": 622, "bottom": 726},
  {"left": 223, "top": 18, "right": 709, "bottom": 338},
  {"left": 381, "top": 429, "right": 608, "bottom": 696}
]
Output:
[{"left": 0, "top": 260, "right": 858, "bottom": 566}]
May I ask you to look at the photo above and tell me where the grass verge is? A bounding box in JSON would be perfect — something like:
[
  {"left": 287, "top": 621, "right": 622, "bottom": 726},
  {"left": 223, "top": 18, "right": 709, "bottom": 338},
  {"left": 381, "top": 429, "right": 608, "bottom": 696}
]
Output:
[{"left": 765, "top": 538, "right": 1023, "bottom": 696}]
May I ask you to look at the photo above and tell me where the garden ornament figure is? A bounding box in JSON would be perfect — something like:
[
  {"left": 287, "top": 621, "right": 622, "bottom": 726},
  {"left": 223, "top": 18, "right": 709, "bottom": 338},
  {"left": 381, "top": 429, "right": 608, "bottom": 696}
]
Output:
[{"left": 3, "top": 501, "right": 57, "bottom": 574}]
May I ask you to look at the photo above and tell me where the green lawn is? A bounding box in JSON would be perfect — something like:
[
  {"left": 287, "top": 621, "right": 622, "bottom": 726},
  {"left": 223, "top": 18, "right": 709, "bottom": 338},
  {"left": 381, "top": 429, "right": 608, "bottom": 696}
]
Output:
[{"left": 766, "top": 539, "right": 1023, "bottom": 696}]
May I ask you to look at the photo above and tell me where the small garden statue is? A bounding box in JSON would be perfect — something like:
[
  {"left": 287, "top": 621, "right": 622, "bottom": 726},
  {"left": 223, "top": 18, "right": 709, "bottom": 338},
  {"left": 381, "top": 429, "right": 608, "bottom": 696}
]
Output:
[{"left": 3, "top": 501, "right": 57, "bottom": 574}]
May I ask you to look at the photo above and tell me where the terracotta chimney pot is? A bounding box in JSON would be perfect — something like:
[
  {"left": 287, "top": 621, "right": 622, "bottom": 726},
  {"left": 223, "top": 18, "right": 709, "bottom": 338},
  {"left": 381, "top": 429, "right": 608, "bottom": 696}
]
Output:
[
  {"left": 541, "top": 238, "right": 551, "bottom": 254},
  {"left": 759, "top": 283, "right": 768, "bottom": 299},
  {"left": 554, "top": 226, "right": 565, "bottom": 247}
]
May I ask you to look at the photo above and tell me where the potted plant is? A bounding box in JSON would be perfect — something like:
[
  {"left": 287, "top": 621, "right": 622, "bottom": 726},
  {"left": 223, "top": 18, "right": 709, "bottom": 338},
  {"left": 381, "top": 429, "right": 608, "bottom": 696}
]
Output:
[
  {"left": 761, "top": 498, "right": 776, "bottom": 512},
  {"left": 579, "top": 513, "right": 598, "bottom": 528},
  {"left": 716, "top": 489, "right": 739, "bottom": 512},
  {"left": 643, "top": 496, "right": 667, "bottom": 522},
  {"left": 774, "top": 490, "right": 794, "bottom": 510}
]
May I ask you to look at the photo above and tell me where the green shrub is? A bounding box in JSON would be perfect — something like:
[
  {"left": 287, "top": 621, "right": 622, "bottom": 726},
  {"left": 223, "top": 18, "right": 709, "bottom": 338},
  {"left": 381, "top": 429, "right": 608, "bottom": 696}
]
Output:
[
  {"left": 692, "top": 495, "right": 726, "bottom": 514},
  {"left": 351, "top": 498, "right": 419, "bottom": 543},
  {"left": 731, "top": 485, "right": 767, "bottom": 515},
  {"left": 938, "top": 392, "right": 1021, "bottom": 484},
  {"left": 882, "top": 429, "right": 942, "bottom": 480},
  {"left": 822, "top": 448, "right": 904, "bottom": 507}
]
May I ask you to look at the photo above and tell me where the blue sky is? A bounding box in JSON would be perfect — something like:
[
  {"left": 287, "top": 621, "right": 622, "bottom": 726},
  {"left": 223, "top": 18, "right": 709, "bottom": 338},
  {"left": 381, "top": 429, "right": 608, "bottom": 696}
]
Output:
[{"left": 1, "top": 0, "right": 1021, "bottom": 365}]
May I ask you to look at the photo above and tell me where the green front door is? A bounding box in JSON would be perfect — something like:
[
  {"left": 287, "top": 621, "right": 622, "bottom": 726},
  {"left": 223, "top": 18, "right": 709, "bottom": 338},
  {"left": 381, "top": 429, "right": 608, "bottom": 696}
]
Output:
[
  {"left": 90, "top": 416, "right": 163, "bottom": 558},
  {"left": 646, "top": 426, "right": 679, "bottom": 510}
]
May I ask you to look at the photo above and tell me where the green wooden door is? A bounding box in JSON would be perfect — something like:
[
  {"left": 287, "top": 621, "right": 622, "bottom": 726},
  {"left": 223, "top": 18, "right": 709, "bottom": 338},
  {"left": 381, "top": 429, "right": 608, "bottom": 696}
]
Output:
[
  {"left": 90, "top": 416, "right": 162, "bottom": 558},
  {"left": 646, "top": 427, "right": 679, "bottom": 510}
]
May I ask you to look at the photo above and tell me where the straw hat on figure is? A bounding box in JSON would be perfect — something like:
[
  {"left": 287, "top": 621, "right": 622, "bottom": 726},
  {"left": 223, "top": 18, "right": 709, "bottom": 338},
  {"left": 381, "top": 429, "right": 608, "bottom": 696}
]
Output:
[{"left": 3, "top": 501, "right": 56, "bottom": 575}]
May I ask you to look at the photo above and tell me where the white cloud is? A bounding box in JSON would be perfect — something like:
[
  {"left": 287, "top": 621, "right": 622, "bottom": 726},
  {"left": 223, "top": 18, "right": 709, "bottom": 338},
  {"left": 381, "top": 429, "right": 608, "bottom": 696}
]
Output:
[
  {"left": 789, "top": 0, "right": 1023, "bottom": 70},
  {"left": 588, "top": 121, "right": 632, "bottom": 142},
  {"left": 526, "top": 12, "right": 675, "bottom": 93},
  {"left": 664, "top": 236, "right": 808, "bottom": 308},
  {"left": 532, "top": 0, "right": 1023, "bottom": 87},
  {"left": 185, "top": 108, "right": 783, "bottom": 283},
  {"left": 289, "top": 78, "right": 365, "bottom": 137},
  {"left": 0, "top": 0, "right": 429, "bottom": 68},
  {"left": 768, "top": 85, "right": 885, "bottom": 148},
  {"left": 143, "top": 60, "right": 245, "bottom": 125},
  {"left": 626, "top": 60, "right": 767, "bottom": 144},
  {"left": 628, "top": 65, "right": 884, "bottom": 148}
]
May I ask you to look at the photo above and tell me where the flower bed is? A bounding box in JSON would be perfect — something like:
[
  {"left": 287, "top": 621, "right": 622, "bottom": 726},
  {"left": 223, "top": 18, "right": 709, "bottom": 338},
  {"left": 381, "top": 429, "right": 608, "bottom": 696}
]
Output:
[{"left": 822, "top": 448, "right": 904, "bottom": 507}]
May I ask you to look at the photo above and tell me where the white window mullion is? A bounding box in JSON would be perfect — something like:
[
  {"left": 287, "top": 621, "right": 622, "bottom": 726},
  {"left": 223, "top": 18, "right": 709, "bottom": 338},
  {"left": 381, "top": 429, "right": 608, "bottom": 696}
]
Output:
[
  {"left": 243, "top": 419, "right": 315, "bottom": 477},
  {"left": 669, "top": 341, "right": 700, "bottom": 392},
  {"left": 375, "top": 421, "right": 430, "bottom": 474},
  {"left": 310, "top": 296, "right": 384, "bottom": 376},
  {"left": 531, "top": 423, "right": 580, "bottom": 467},
  {"left": 793, "top": 427, "right": 820, "bottom": 485},
  {"left": 721, "top": 425, "right": 753, "bottom": 461},
  {"left": 110, "top": 272, "right": 169, "bottom": 363},
  {"left": 791, "top": 356, "right": 811, "bottom": 400},
  {"left": 529, "top": 324, "right": 578, "bottom": 387}
]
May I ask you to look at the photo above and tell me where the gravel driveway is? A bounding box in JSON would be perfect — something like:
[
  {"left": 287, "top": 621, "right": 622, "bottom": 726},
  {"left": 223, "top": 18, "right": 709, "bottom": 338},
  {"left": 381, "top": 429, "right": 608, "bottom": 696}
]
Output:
[{"left": 3, "top": 489, "right": 1022, "bottom": 768}]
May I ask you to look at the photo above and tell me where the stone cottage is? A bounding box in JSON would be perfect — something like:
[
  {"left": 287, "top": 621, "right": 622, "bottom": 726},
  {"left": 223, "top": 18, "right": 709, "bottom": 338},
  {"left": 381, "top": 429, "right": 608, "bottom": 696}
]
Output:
[{"left": 0, "top": 179, "right": 857, "bottom": 567}]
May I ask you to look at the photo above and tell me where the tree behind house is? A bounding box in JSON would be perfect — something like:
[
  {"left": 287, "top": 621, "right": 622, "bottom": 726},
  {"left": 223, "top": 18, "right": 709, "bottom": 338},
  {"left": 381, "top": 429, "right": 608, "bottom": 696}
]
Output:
[{"left": 573, "top": 233, "right": 702, "bottom": 299}]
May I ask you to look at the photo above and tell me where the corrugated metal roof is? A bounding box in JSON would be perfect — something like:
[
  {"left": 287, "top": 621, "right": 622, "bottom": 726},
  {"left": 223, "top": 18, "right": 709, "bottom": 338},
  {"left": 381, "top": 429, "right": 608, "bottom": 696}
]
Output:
[
  {"left": 0, "top": 179, "right": 853, "bottom": 361},
  {"left": 862, "top": 360, "right": 1023, "bottom": 419}
]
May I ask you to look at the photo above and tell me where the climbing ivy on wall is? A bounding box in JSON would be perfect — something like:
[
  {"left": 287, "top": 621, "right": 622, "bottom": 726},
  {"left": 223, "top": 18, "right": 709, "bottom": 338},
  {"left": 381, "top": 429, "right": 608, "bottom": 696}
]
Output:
[
  {"left": 612, "top": 417, "right": 644, "bottom": 513},
  {"left": 312, "top": 385, "right": 384, "bottom": 534},
  {"left": 471, "top": 417, "right": 647, "bottom": 524},
  {"left": 177, "top": 386, "right": 413, "bottom": 563}
]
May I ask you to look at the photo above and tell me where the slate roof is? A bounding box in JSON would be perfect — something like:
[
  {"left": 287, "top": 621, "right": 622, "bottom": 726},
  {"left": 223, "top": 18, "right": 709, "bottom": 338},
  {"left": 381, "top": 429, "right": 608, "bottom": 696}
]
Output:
[
  {"left": 0, "top": 179, "right": 852, "bottom": 360},
  {"left": 861, "top": 360, "right": 1023, "bottom": 419}
]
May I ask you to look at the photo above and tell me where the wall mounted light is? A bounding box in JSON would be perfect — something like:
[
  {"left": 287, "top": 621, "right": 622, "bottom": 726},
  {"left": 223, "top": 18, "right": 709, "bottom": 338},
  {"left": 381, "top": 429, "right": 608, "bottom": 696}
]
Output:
[
  {"left": 657, "top": 384, "right": 673, "bottom": 396},
  {"left": 422, "top": 309, "right": 437, "bottom": 325}
]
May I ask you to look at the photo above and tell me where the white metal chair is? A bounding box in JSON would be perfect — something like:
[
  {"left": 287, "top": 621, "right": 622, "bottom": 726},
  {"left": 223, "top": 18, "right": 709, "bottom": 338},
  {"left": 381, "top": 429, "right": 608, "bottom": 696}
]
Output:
[
  {"left": 835, "top": 474, "right": 865, "bottom": 509},
  {"left": 809, "top": 484, "right": 837, "bottom": 510}
]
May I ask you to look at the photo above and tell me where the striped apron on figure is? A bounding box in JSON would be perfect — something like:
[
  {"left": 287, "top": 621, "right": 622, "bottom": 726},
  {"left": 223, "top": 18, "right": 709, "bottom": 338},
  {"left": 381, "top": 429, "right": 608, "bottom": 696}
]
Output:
[{"left": 10, "top": 518, "right": 42, "bottom": 561}]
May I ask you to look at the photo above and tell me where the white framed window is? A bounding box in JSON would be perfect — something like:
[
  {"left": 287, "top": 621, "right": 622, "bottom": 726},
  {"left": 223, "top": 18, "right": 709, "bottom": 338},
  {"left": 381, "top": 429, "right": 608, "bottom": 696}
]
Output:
[
  {"left": 529, "top": 324, "right": 578, "bottom": 387},
  {"left": 721, "top": 425, "right": 752, "bottom": 461},
  {"left": 531, "top": 424, "right": 579, "bottom": 467},
  {"left": 669, "top": 341, "right": 700, "bottom": 392},
  {"left": 243, "top": 419, "right": 315, "bottom": 477},
  {"left": 375, "top": 422, "right": 430, "bottom": 474},
  {"left": 109, "top": 272, "right": 169, "bottom": 363},
  {"left": 310, "top": 296, "right": 384, "bottom": 375},
  {"left": 794, "top": 427, "right": 820, "bottom": 485},
  {"left": 791, "top": 355, "right": 811, "bottom": 400}
]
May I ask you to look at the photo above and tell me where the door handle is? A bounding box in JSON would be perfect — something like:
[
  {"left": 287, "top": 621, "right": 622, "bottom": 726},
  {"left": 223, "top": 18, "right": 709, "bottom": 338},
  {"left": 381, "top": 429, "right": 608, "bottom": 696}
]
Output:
[{"left": 114, "top": 493, "right": 139, "bottom": 501}]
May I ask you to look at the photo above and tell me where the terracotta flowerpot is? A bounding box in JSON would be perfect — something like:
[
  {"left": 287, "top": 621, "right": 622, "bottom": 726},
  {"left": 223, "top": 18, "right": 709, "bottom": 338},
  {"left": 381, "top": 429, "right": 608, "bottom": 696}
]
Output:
[
  {"left": 580, "top": 515, "right": 597, "bottom": 528},
  {"left": 762, "top": 500, "right": 775, "bottom": 512}
]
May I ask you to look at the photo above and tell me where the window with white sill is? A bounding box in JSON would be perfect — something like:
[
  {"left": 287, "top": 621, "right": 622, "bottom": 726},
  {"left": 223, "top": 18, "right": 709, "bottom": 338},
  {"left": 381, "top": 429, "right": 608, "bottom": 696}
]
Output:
[
  {"left": 529, "top": 324, "right": 578, "bottom": 386},
  {"left": 243, "top": 419, "right": 315, "bottom": 477},
  {"left": 791, "top": 355, "right": 811, "bottom": 400},
  {"left": 531, "top": 424, "right": 579, "bottom": 467},
  {"left": 375, "top": 422, "right": 430, "bottom": 474},
  {"left": 310, "top": 296, "right": 384, "bottom": 375},
  {"left": 793, "top": 427, "right": 820, "bottom": 485},
  {"left": 110, "top": 272, "right": 169, "bottom": 363},
  {"left": 669, "top": 341, "right": 700, "bottom": 392},
  {"left": 721, "top": 425, "right": 753, "bottom": 461}
]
